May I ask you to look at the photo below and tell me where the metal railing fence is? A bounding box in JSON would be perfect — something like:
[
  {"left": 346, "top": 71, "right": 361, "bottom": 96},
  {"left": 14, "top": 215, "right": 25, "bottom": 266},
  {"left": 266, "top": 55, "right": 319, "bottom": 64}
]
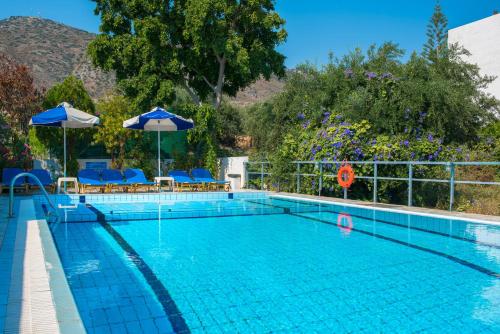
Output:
[{"left": 244, "top": 160, "right": 500, "bottom": 211}]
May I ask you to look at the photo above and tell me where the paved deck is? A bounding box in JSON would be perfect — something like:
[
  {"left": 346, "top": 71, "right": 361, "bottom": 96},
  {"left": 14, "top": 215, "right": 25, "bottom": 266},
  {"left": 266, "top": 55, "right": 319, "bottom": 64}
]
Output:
[
  {"left": 272, "top": 192, "right": 500, "bottom": 224},
  {"left": 0, "top": 196, "right": 84, "bottom": 334}
]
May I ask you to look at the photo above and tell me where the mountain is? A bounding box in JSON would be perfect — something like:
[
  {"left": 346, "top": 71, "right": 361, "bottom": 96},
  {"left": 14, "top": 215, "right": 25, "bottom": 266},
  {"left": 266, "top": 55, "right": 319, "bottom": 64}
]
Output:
[
  {"left": 229, "top": 74, "right": 285, "bottom": 108},
  {"left": 0, "top": 16, "right": 284, "bottom": 105},
  {"left": 0, "top": 16, "right": 115, "bottom": 98}
]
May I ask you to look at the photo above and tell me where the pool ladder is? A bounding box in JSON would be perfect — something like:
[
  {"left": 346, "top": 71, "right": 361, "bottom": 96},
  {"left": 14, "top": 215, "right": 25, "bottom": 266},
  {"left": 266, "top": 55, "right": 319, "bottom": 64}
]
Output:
[{"left": 8, "top": 172, "right": 59, "bottom": 222}]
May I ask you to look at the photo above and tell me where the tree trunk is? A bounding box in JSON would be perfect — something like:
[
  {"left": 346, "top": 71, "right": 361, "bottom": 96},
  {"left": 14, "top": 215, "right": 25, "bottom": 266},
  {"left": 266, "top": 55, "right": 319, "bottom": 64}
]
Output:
[
  {"left": 117, "top": 141, "right": 125, "bottom": 169},
  {"left": 182, "top": 79, "right": 202, "bottom": 106},
  {"left": 110, "top": 151, "right": 116, "bottom": 169},
  {"left": 213, "top": 56, "right": 226, "bottom": 110},
  {"left": 187, "top": 55, "right": 226, "bottom": 109}
]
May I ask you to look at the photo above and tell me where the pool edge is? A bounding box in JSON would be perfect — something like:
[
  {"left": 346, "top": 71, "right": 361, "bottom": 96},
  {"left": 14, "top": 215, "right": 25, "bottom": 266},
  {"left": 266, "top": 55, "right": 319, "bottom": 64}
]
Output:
[
  {"left": 271, "top": 192, "right": 500, "bottom": 226},
  {"left": 5, "top": 197, "right": 86, "bottom": 334},
  {"left": 38, "top": 217, "right": 86, "bottom": 334}
]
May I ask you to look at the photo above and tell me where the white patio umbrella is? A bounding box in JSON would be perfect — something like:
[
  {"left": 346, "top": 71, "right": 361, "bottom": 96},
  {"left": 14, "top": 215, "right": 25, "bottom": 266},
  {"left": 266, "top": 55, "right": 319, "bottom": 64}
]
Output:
[
  {"left": 123, "top": 107, "right": 194, "bottom": 177},
  {"left": 29, "top": 102, "right": 100, "bottom": 177}
]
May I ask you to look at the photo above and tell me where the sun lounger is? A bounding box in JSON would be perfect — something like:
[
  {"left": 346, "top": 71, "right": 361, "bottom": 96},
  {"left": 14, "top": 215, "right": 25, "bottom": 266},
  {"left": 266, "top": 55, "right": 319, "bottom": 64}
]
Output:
[
  {"left": 124, "top": 168, "right": 155, "bottom": 192},
  {"left": 78, "top": 169, "right": 105, "bottom": 193},
  {"left": 28, "top": 169, "right": 55, "bottom": 193},
  {"left": 102, "top": 169, "right": 128, "bottom": 192},
  {"left": 191, "top": 168, "right": 229, "bottom": 191},
  {"left": 0, "top": 168, "right": 26, "bottom": 193},
  {"left": 168, "top": 170, "right": 201, "bottom": 191}
]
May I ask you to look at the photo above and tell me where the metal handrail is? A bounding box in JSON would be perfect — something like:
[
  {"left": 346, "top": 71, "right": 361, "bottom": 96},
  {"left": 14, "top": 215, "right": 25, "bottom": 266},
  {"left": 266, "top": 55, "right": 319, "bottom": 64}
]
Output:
[
  {"left": 288, "top": 160, "right": 500, "bottom": 166},
  {"left": 244, "top": 160, "right": 500, "bottom": 211},
  {"left": 8, "top": 172, "right": 58, "bottom": 218}
]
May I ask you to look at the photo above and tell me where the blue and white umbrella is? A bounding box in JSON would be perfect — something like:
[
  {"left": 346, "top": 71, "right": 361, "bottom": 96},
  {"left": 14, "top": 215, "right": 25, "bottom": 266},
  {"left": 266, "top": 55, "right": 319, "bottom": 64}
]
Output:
[
  {"left": 29, "top": 102, "right": 100, "bottom": 177},
  {"left": 123, "top": 107, "right": 194, "bottom": 177}
]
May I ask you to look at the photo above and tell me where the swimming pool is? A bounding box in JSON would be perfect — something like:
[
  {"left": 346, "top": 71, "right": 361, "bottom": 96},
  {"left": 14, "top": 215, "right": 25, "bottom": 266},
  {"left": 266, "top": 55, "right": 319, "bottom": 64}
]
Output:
[{"left": 43, "top": 193, "right": 499, "bottom": 333}]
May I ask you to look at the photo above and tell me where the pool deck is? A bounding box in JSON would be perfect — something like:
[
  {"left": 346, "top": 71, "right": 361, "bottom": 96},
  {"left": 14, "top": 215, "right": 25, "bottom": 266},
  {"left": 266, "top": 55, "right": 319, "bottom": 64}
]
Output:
[
  {"left": 273, "top": 191, "right": 500, "bottom": 225},
  {"left": 0, "top": 196, "right": 84, "bottom": 334},
  {"left": 0, "top": 191, "right": 498, "bottom": 333}
]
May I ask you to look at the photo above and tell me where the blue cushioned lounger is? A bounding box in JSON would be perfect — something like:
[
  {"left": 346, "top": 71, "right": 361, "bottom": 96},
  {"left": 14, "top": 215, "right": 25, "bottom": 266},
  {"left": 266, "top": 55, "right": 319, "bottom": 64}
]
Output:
[
  {"left": 191, "top": 168, "right": 229, "bottom": 191},
  {"left": 102, "top": 169, "right": 129, "bottom": 192},
  {"left": 0, "top": 168, "right": 25, "bottom": 193},
  {"left": 28, "top": 169, "right": 55, "bottom": 192},
  {"left": 78, "top": 169, "right": 105, "bottom": 193},
  {"left": 168, "top": 170, "right": 201, "bottom": 191},
  {"left": 124, "top": 169, "right": 155, "bottom": 192}
]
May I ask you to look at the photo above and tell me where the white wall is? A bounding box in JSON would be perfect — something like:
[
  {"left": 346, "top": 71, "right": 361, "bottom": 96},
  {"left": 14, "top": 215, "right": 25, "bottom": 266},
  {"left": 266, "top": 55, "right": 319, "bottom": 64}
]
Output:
[
  {"left": 448, "top": 14, "right": 500, "bottom": 100},
  {"left": 218, "top": 156, "right": 248, "bottom": 188}
]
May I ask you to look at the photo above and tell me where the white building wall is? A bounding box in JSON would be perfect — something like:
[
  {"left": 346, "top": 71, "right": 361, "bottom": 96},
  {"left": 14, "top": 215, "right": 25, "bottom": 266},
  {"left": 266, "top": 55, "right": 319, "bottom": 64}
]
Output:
[
  {"left": 218, "top": 156, "right": 248, "bottom": 189},
  {"left": 448, "top": 14, "right": 500, "bottom": 100}
]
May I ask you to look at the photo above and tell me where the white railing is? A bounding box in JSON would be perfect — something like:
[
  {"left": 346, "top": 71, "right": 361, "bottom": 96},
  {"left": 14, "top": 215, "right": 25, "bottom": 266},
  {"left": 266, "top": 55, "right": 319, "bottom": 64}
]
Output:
[{"left": 244, "top": 160, "right": 500, "bottom": 211}]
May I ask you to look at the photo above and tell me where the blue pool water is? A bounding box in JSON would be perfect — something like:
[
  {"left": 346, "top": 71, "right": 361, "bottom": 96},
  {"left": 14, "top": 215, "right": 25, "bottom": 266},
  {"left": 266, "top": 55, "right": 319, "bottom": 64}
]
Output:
[{"left": 48, "top": 194, "right": 500, "bottom": 333}]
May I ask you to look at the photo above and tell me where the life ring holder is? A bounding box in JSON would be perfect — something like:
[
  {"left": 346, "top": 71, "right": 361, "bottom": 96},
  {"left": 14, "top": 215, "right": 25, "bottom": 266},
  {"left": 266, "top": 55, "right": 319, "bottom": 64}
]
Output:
[
  {"left": 337, "top": 163, "right": 355, "bottom": 188},
  {"left": 337, "top": 213, "right": 353, "bottom": 234}
]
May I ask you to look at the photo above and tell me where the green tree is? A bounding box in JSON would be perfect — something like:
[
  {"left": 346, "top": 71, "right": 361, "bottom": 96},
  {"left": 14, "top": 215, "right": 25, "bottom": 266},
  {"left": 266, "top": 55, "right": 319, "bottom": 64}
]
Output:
[
  {"left": 215, "top": 102, "right": 243, "bottom": 148},
  {"left": 242, "top": 65, "right": 325, "bottom": 154},
  {"left": 88, "top": 0, "right": 287, "bottom": 110},
  {"left": 94, "top": 94, "right": 141, "bottom": 169},
  {"left": 243, "top": 99, "right": 281, "bottom": 153},
  {"left": 31, "top": 76, "right": 96, "bottom": 176},
  {"left": 184, "top": 104, "right": 219, "bottom": 174},
  {"left": 423, "top": 2, "right": 448, "bottom": 62},
  {"left": 243, "top": 41, "right": 499, "bottom": 158}
]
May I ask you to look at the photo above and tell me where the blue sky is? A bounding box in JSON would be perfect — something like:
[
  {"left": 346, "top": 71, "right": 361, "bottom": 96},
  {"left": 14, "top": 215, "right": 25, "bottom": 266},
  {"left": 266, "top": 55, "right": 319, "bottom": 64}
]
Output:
[{"left": 1, "top": 0, "right": 497, "bottom": 68}]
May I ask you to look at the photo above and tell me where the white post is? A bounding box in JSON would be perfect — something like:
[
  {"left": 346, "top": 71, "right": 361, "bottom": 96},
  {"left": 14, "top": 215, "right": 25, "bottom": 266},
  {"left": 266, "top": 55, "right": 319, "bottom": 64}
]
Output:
[
  {"left": 408, "top": 163, "right": 413, "bottom": 207},
  {"left": 158, "top": 203, "right": 161, "bottom": 248},
  {"left": 157, "top": 122, "right": 161, "bottom": 177},
  {"left": 449, "top": 163, "right": 455, "bottom": 211},
  {"left": 63, "top": 125, "right": 67, "bottom": 178}
]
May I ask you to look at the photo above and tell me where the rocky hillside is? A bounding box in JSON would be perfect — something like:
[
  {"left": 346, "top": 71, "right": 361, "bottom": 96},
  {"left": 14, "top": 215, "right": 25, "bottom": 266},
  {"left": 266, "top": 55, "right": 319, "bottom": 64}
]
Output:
[
  {"left": 0, "top": 16, "right": 284, "bottom": 104},
  {"left": 0, "top": 16, "right": 115, "bottom": 98},
  {"left": 229, "top": 75, "right": 285, "bottom": 108}
]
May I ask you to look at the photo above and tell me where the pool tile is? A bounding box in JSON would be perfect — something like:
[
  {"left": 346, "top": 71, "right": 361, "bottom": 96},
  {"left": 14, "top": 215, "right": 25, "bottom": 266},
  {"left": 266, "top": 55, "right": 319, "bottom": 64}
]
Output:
[{"left": 45, "top": 194, "right": 500, "bottom": 333}]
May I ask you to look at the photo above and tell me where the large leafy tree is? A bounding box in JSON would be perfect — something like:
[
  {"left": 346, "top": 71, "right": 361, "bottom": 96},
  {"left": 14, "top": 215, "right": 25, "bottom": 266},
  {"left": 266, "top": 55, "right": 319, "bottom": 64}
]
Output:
[
  {"left": 88, "top": 0, "right": 287, "bottom": 110},
  {"left": 31, "top": 76, "right": 96, "bottom": 176}
]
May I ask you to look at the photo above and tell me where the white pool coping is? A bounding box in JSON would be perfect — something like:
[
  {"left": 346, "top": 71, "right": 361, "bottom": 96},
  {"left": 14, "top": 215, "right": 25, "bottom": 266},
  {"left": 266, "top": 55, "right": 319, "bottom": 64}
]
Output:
[
  {"left": 272, "top": 193, "right": 500, "bottom": 226},
  {"left": 4, "top": 198, "right": 85, "bottom": 334}
]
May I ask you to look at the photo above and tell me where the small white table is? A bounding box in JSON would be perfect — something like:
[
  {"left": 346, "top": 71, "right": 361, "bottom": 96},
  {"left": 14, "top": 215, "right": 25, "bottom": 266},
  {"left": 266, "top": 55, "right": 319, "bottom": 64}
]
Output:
[
  {"left": 57, "top": 177, "right": 79, "bottom": 194},
  {"left": 155, "top": 176, "right": 175, "bottom": 192}
]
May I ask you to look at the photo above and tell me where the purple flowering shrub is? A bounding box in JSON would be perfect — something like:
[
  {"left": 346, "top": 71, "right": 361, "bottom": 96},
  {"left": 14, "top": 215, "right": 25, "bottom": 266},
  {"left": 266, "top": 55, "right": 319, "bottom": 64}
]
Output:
[
  {"left": 247, "top": 44, "right": 499, "bottom": 211},
  {"left": 256, "top": 111, "right": 496, "bottom": 210},
  {"left": 274, "top": 111, "right": 480, "bottom": 196},
  {"left": 293, "top": 112, "right": 463, "bottom": 164}
]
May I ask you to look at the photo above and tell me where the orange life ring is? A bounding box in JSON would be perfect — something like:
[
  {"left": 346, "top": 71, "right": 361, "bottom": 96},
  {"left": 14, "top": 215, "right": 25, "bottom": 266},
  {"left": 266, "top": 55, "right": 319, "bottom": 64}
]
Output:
[
  {"left": 337, "top": 164, "right": 355, "bottom": 188},
  {"left": 337, "top": 213, "right": 353, "bottom": 234}
]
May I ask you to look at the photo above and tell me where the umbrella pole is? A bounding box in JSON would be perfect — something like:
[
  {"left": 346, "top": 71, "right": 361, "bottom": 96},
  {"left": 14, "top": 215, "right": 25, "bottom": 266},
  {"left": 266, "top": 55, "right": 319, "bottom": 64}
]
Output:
[
  {"left": 63, "top": 125, "right": 67, "bottom": 193},
  {"left": 63, "top": 125, "right": 67, "bottom": 178},
  {"left": 157, "top": 124, "right": 161, "bottom": 177}
]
